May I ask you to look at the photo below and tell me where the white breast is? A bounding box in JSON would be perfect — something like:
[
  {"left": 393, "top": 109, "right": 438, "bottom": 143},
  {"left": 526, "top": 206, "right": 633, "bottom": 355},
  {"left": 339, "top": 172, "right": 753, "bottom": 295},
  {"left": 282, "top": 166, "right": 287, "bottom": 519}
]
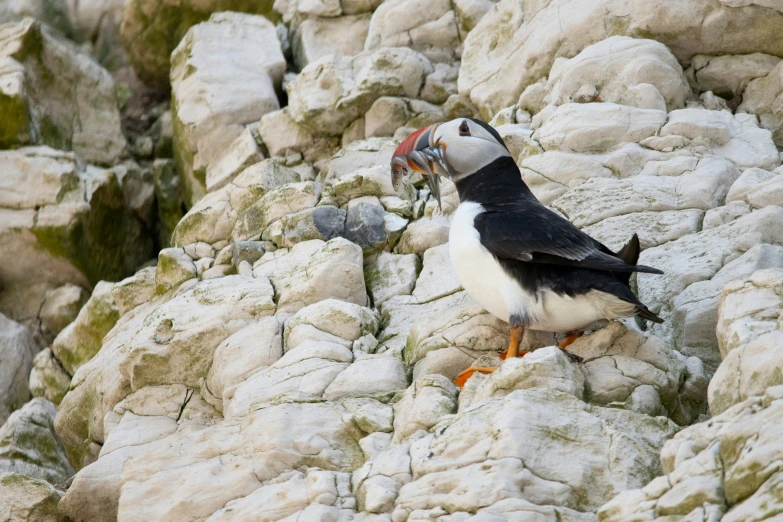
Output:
[{"left": 448, "top": 202, "right": 637, "bottom": 332}]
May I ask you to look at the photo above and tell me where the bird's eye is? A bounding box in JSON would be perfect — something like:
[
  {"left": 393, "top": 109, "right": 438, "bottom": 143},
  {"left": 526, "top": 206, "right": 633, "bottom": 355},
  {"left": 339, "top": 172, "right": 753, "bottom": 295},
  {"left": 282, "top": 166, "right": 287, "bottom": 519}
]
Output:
[{"left": 458, "top": 121, "right": 470, "bottom": 136}]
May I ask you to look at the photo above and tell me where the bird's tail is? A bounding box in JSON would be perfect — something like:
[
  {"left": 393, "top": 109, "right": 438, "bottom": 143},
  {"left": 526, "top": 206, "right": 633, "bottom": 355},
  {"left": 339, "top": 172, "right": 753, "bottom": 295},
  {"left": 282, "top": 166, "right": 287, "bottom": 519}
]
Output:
[
  {"left": 616, "top": 234, "right": 663, "bottom": 275},
  {"left": 637, "top": 306, "right": 664, "bottom": 324}
]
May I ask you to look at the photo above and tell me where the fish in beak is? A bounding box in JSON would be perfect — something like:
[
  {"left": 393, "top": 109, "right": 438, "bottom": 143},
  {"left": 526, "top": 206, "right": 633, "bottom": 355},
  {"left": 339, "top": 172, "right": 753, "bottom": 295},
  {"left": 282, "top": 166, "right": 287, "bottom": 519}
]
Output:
[{"left": 390, "top": 124, "right": 451, "bottom": 209}]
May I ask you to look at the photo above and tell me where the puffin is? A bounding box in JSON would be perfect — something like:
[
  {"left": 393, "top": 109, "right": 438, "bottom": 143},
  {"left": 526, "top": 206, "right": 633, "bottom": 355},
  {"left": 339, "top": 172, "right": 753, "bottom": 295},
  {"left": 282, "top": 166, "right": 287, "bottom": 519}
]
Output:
[{"left": 390, "top": 118, "right": 663, "bottom": 387}]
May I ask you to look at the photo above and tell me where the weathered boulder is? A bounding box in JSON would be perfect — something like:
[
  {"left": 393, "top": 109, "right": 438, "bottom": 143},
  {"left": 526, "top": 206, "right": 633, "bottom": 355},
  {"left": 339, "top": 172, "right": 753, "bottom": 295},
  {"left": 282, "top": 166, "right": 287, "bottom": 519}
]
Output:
[
  {"left": 38, "top": 284, "right": 88, "bottom": 345},
  {"left": 293, "top": 14, "right": 371, "bottom": 70},
  {"left": 0, "top": 314, "right": 36, "bottom": 426},
  {"left": 738, "top": 60, "right": 783, "bottom": 146},
  {"left": 171, "top": 12, "right": 285, "bottom": 205},
  {"left": 0, "top": 0, "right": 72, "bottom": 36},
  {"left": 598, "top": 386, "right": 783, "bottom": 522},
  {"left": 28, "top": 349, "right": 71, "bottom": 406},
  {"left": 0, "top": 19, "right": 126, "bottom": 164},
  {"left": 121, "top": 0, "right": 278, "bottom": 88},
  {"left": 0, "top": 473, "right": 68, "bottom": 522},
  {"left": 460, "top": 0, "right": 783, "bottom": 117},
  {"left": 689, "top": 52, "right": 781, "bottom": 98},
  {"left": 0, "top": 148, "right": 153, "bottom": 335},
  {"left": 0, "top": 399, "right": 73, "bottom": 485}
]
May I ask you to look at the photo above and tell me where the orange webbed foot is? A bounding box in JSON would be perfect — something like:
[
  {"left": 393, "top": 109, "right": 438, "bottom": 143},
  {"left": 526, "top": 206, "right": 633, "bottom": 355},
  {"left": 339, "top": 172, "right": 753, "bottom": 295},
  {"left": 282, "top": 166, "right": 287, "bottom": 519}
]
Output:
[{"left": 454, "top": 367, "right": 498, "bottom": 388}]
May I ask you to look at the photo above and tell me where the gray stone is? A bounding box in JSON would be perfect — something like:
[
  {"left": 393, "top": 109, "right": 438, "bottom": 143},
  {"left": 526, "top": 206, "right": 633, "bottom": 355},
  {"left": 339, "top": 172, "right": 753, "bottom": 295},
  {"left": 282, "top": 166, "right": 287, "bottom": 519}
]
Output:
[{"left": 0, "top": 314, "right": 36, "bottom": 425}]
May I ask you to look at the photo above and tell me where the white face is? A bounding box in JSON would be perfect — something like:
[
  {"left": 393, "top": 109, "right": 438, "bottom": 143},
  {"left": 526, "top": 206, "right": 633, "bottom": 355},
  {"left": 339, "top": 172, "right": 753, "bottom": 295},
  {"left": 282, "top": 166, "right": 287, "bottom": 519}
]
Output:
[{"left": 432, "top": 119, "right": 512, "bottom": 181}]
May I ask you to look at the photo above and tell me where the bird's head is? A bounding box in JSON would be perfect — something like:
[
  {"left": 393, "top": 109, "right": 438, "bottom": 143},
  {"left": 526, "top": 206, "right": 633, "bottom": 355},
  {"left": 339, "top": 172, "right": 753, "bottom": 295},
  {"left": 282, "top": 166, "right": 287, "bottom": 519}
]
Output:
[{"left": 391, "top": 118, "right": 511, "bottom": 208}]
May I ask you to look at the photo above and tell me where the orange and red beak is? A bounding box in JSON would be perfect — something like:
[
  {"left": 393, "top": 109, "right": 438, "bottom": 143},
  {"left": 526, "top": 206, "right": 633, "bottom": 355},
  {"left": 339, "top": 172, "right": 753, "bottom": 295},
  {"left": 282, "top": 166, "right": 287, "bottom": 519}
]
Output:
[{"left": 390, "top": 124, "right": 449, "bottom": 209}]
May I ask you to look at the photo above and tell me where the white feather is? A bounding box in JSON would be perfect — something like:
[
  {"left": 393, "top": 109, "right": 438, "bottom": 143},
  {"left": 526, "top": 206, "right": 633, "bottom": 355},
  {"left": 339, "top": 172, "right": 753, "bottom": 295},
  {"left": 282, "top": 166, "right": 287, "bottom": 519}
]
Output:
[{"left": 449, "top": 202, "right": 637, "bottom": 332}]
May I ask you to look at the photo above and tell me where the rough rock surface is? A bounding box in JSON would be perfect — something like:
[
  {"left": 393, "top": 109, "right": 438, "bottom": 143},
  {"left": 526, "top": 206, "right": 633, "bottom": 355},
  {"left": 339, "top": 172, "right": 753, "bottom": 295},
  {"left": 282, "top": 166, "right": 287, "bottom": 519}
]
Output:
[
  {"left": 4, "top": 3, "right": 783, "bottom": 521},
  {"left": 0, "top": 19, "right": 126, "bottom": 165},
  {"left": 0, "top": 314, "right": 36, "bottom": 426}
]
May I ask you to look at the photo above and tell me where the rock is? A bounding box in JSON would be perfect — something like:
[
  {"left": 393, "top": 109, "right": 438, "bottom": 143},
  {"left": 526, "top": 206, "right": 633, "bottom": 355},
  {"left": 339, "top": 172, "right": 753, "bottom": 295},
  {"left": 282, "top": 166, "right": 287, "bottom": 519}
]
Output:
[
  {"left": 738, "top": 60, "right": 783, "bottom": 146},
  {"left": 171, "top": 159, "right": 302, "bottom": 247},
  {"left": 257, "top": 108, "right": 339, "bottom": 164},
  {"left": 553, "top": 156, "right": 739, "bottom": 227},
  {"left": 323, "top": 138, "right": 400, "bottom": 184},
  {"left": 392, "top": 374, "right": 458, "bottom": 443},
  {"left": 536, "top": 36, "right": 692, "bottom": 113},
  {"left": 0, "top": 148, "right": 153, "bottom": 334},
  {"left": 152, "top": 159, "right": 185, "bottom": 247},
  {"left": 460, "top": 0, "right": 783, "bottom": 117},
  {"left": 597, "top": 386, "right": 783, "bottom": 522},
  {"left": 111, "top": 267, "right": 157, "bottom": 318},
  {"left": 690, "top": 53, "right": 781, "bottom": 97},
  {"left": 29, "top": 349, "right": 71, "bottom": 406},
  {"left": 323, "top": 354, "right": 408, "bottom": 401},
  {"left": 121, "top": 0, "right": 278, "bottom": 88},
  {"left": 638, "top": 207, "right": 783, "bottom": 370},
  {"left": 0, "top": 19, "right": 126, "bottom": 165},
  {"left": 533, "top": 103, "right": 667, "bottom": 153},
  {"left": 0, "top": 399, "right": 74, "bottom": 484},
  {"left": 0, "top": 314, "right": 36, "bottom": 425},
  {"left": 364, "top": 0, "right": 461, "bottom": 63},
  {"left": 293, "top": 15, "right": 370, "bottom": 70},
  {"left": 344, "top": 198, "right": 389, "bottom": 254},
  {"left": 38, "top": 284, "right": 89, "bottom": 344},
  {"left": 51, "top": 281, "right": 118, "bottom": 376},
  {"left": 582, "top": 209, "right": 704, "bottom": 251},
  {"left": 394, "top": 216, "right": 450, "bottom": 254},
  {"left": 0, "top": 0, "right": 72, "bottom": 36},
  {"left": 171, "top": 12, "right": 285, "bottom": 205},
  {"left": 204, "top": 128, "right": 265, "bottom": 194},
  {"left": 707, "top": 269, "right": 783, "bottom": 415},
  {"left": 232, "top": 181, "right": 319, "bottom": 241},
  {"left": 155, "top": 248, "right": 197, "bottom": 293},
  {"left": 364, "top": 253, "right": 420, "bottom": 307},
  {"left": 0, "top": 473, "right": 68, "bottom": 522},
  {"left": 287, "top": 48, "right": 432, "bottom": 136},
  {"left": 385, "top": 349, "right": 676, "bottom": 519},
  {"left": 329, "top": 165, "right": 416, "bottom": 207},
  {"left": 264, "top": 206, "right": 347, "bottom": 248},
  {"left": 55, "top": 276, "right": 276, "bottom": 468},
  {"left": 253, "top": 238, "right": 366, "bottom": 313}
]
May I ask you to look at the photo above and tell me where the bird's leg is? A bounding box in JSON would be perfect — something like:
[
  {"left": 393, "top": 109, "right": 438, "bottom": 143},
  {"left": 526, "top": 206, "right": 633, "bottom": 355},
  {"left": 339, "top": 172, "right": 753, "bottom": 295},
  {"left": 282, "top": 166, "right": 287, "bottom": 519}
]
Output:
[
  {"left": 455, "top": 326, "right": 529, "bottom": 389},
  {"left": 499, "top": 326, "right": 529, "bottom": 360},
  {"left": 558, "top": 331, "right": 583, "bottom": 363}
]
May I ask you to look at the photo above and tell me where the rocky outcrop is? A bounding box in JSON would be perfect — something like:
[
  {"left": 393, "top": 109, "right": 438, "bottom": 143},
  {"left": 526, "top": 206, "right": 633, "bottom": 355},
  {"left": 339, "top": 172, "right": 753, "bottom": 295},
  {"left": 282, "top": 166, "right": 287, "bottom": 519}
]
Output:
[
  {"left": 0, "top": 19, "right": 126, "bottom": 165},
  {"left": 0, "top": 473, "right": 68, "bottom": 522},
  {"left": 120, "top": 0, "right": 277, "bottom": 88},
  {"left": 0, "top": 148, "right": 153, "bottom": 337},
  {"left": 0, "top": 314, "right": 36, "bottom": 426}
]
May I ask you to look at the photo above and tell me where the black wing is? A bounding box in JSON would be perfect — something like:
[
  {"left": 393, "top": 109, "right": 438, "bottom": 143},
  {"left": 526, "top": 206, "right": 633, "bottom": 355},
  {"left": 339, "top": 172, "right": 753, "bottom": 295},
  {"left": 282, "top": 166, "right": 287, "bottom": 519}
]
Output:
[{"left": 473, "top": 207, "right": 662, "bottom": 274}]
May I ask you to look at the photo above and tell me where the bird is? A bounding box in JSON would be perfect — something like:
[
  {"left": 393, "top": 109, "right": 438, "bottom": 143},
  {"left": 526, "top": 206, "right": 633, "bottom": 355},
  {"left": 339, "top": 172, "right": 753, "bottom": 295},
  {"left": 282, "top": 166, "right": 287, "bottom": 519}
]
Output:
[{"left": 390, "top": 118, "right": 663, "bottom": 388}]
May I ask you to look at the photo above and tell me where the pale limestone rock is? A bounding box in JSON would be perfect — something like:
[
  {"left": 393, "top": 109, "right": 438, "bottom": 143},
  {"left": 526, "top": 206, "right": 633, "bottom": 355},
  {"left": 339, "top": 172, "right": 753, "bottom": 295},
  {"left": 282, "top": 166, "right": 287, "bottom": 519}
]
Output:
[
  {"left": 121, "top": 0, "right": 277, "bottom": 88},
  {"left": 284, "top": 299, "right": 380, "bottom": 347},
  {"left": 582, "top": 210, "right": 704, "bottom": 251},
  {"left": 293, "top": 15, "right": 370, "bottom": 70},
  {"left": 55, "top": 276, "right": 276, "bottom": 468},
  {"left": 459, "top": 0, "right": 783, "bottom": 118},
  {"left": 541, "top": 36, "right": 691, "bottom": 113},
  {"left": 364, "top": 97, "right": 411, "bottom": 138},
  {"left": 598, "top": 386, "right": 783, "bottom": 522},
  {"left": 257, "top": 108, "right": 339, "bottom": 164},
  {"left": 533, "top": 103, "right": 667, "bottom": 153},
  {"left": 0, "top": 19, "right": 126, "bottom": 165},
  {"left": 172, "top": 159, "right": 301, "bottom": 247},
  {"left": 660, "top": 108, "right": 780, "bottom": 170},
  {"left": 51, "top": 281, "right": 118, "bottom": 376},
  {"left": 323, "top": 354, "right": 408, "bottom": 401},
  {"left": 204, "top": 128, "right": 265, "bottom": 194},
  {"left": 28, "top": 348, "right": 71, "bottom": 406},
  {"left": 690, "top": 53, "right": 781, "bottom": 97},
  {"left": 703, "top": 200, "right": 752, "bottom": 229},
  {"left": 324, "top": 138, "right": 400, "bottom": 183},
  {"left": 364, "top": 0, "right": 461, "bottom": 63},
  {"left": 364, "top": 253, "right": 420, "bottom": 307},
  {"left": 115, "top": 402, "right": 363, "bottom": 521},
  {"left": 0, "top": 148, "right": 152, "bottom": 333},
  {"left": 394, "top": 216, "right": 450, "bottom": 255},
  {"left": 287, "top": 48, "right": 432, "bottom": 136},
  {"left": 171, "top": 12, "right": 285, "bottom": 205},
  {"left": 154, "top": 248, "right": 197, "bottom": 293},
  {"left": 0, "top": 314, "right": 35, "bottom": 426},
  {"left": 263, "top": 206, "right": 346, "bottom": 248},
  {"left": 0, "top": 473, "right": 67, "bottom": 522},
  {"left": 739, "top": 60, "right": 783, "bottom": 146},
  {"left": 0, "top": 0, "right": 72, "bottom": 35},
  {"left": 232, "top": 181, "right": 319, "bottom": 241},
  {"left": 392, "top": 374, "right": 458, "bottom": 443},
  {"left": 253, "top": 238, "right": 366, "bottom": 313},
  {"left": 110, "top": 267, "right": 156, "bottom": 318},
  {"left": 553, "top": 156, "right": 738, "bottom": 228},
  {"left": 638, "top": 207, "right": 783, "bottom": 369},
  {"left": 0, "top": 398, "right": 73, "bottom": 484},
  {"left": 38, "top": 284, "right": 88, "bottom": 344},
  {"left": 329, "top": 165, "right": 416, "bottom": 207}
]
